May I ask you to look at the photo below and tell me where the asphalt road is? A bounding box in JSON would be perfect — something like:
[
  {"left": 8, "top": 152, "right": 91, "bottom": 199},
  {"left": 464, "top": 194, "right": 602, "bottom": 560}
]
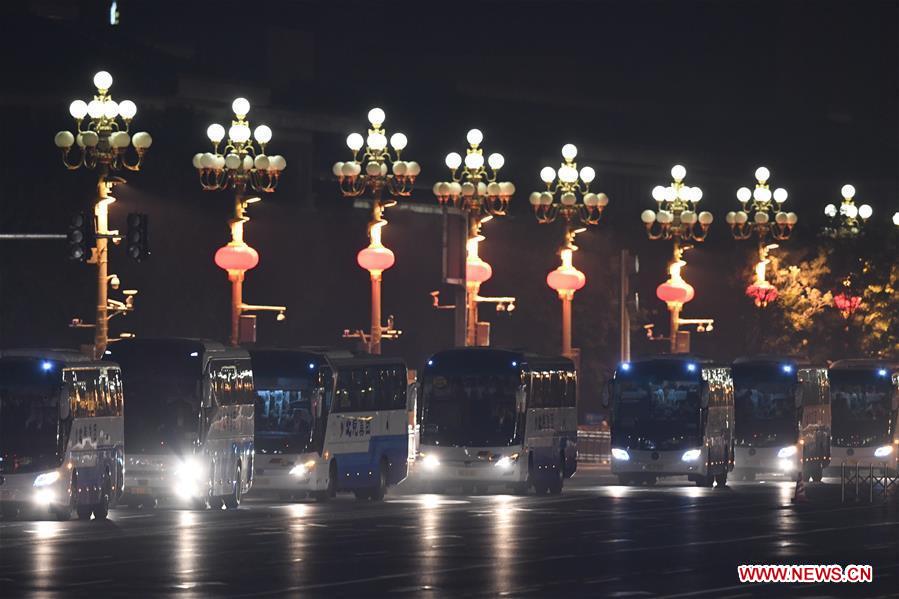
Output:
[{"left": 1, "top": 470, "right": 897, "bottom": 598}]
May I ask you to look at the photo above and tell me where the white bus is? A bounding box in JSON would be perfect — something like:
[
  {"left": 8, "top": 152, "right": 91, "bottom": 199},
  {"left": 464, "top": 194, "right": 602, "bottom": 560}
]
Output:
[
  {"left": 414, "top": 348, "right": 578, "bottom": 495},
  {"left": 0, "top": 350, "right": 124, "bottom": 520},
  {"left": 105, "top": 338, "right": 254, "bottom": 509},
  {"left": 610, "top": 356, "right": 734, "bottom": 487},
  {"left": 829, "top": 360, "right": 898, "bottom": 474},
  {"left": 249, "top": 349, "right": 411, "bottom": 501},
  {"left": 732, "top": 357, "right": 831, "bottom": 481}
]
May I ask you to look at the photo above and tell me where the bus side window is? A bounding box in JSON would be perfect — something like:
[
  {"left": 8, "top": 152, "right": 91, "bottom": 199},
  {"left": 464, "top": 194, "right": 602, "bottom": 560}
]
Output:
[
  {"left": 108, "top": 369, "right": 124, "bottom": 416},
  {"left": 393, "top": 368, "right": 407, "bottom": 410},
  {"left": 548, "top": 371, "right": 563, "bottom": 408},
  {"left": 237, "top": 359, "right": 254, "bottom": 405},
  {"left": 334, "top": 370, "right": 351, "bottom": 412},
  {"left": 565, "top": 371, "right": 577, "bottom": 408},
  {"left": 531, "top": 373, "right": 545, "bottom": 408}
]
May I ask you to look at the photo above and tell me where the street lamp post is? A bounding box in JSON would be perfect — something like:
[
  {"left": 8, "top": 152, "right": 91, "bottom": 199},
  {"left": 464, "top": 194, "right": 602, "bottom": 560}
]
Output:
[
  {"left": 529, "top": 144, "right": 609, "bottom": 358},
  {"left": 726, "top": 167, "right": 798, "bottom": 307},
  {"left": 193, "top": 97, "right": 287, "bottom": 346},
  {"left": 823, "top": 184, "right": 873, "bottom": 238},
  {"left": 54, "top": 70, "right": 152, "bottom": 358},
  {"left": 433, "top": 129, "right": 516, "bottom": 347},
  {"left": 334, "top": 108, "right": 419, "bottom": 355},
  {"left": 641, "top": 165, "right": 713, "bottom": 353}
]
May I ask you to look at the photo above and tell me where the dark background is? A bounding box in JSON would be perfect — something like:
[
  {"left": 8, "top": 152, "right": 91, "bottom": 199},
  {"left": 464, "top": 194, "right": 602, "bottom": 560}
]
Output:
[{"left": 1, "top": 0, "right": 897, "bottom": 417}]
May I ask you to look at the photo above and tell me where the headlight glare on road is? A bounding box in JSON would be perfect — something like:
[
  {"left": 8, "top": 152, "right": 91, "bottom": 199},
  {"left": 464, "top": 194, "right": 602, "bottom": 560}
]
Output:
[
  {"left": 874, "top": 445, "right": 893, "bottom": 458},
  {"left": 681, "top": 449, "right": 702, "bottom": 462},
  {"left": 421, "top": 454, "right": 440, "bottom": 470},
  {"left": 33, "top": 471, "right": 60, "bottom": 487},
  {"left": 611, "top": 448, "right": 630, "bottom": 461},
  {"left": 777, "top": 445, "right": 797, "bottom": 459}
]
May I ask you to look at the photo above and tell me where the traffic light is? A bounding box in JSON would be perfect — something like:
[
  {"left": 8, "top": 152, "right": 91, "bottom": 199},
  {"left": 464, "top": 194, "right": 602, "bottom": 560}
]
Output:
[
  {"left": 66, "top": 212, "right": 94, "bottom": 262},
  {"left": 126, "top": 212, "right": 150, "bottom": 261}
]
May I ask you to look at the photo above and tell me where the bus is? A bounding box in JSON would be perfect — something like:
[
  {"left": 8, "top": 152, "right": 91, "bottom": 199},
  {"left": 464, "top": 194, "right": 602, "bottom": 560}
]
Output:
[
  {"left": 829, "top": 359, "right": 898, "bottom": 474},
  {"left": 0, "top": 350, "right": 124, "bottom": 520},
  {"left": 609, "top": 356, "right": 734, "bottom": 487},
  {"left": 104, "top": 338, "right": 254, "bottom": 509},
  {"left": 249, "top": 349, "right": 411, "bottom": 501},
  {"left": 414, "top": 348, "right": 577, "bottom": 495},
  {"left": 732, "top": 357, "right": 831, "bottom": 481}
]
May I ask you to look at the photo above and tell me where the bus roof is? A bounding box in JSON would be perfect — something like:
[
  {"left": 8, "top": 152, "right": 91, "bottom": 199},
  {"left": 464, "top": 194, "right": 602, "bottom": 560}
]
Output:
[
  {"left": 829, "top": 359, "right": 898, "bottom": 372},
  {"left": 0, "top": 348, "right": 108, "bottom": 369},
  {"left": 424, "top": 347, "right": 574, "bottom": 372}
]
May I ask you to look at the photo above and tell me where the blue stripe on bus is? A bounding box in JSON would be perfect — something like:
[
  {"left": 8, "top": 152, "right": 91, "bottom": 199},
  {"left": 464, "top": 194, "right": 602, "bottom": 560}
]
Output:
[{"left": 333, "top": 434, "right": 409, "bottom": 490}]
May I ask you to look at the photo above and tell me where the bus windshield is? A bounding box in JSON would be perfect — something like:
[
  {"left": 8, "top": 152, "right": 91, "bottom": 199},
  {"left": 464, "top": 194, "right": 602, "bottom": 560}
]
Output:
[
  {"left": 612, "top": 363, "right": 702, "bottom": 450},
  {"left": 830, "top": 371, "right": 892, "bottom": 447},
  {"left": 420, "top": 371, "right": 520, "bottom": 447},
  {"left": 0, "top": 361, "right": 63, "bottom": 474},
  {"left": 733, "top": 366, "right": 797, "bottom": 447},
  {"left": 254, "top": 379, "right": 315, "bottom": 454}
]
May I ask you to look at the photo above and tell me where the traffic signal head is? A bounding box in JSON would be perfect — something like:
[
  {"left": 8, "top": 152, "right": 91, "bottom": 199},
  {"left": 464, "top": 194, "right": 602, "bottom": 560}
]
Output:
[
  {"left": 66, "top": 212, "right": 94, "bottom": 261},
  {"left": 126, "top": 212, "right": 150, "bottom": 262}
]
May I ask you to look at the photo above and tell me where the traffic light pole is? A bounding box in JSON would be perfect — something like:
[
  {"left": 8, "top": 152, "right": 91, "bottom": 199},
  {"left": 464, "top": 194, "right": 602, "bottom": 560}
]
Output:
[{"left": 93, "top": 174, "right": 114, "bottom": 358}]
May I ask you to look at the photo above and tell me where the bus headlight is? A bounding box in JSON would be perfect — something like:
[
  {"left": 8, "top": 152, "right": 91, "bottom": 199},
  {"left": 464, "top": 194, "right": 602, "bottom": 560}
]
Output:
[
  {"left": 421, "top": 455, "right": 440, "bottom": 470},
  {"left": 874, "top": 445, "right": 894, "bottom": 458},
  {"left": 611, "top": 448, "right": 630, "bottom": 461},
  {"left": 777, "top": 446, "right": 797, "bottom": 459},
  {"left": 681, "top": 449, "right": 702, "bottom": 462},
  {"left": 33, "top": 471, "right": 60, "bottom": 487},
  {"left": 33, "top": 489, "right": 56, "bottom": 505},
  {"left": 289, "top": 461, "right": 316, "bottom": 477},
  {"left": 494, "top": 454, "right": 519, "bottom": 469},
  {"left": 174, "top": 458, "right": 205, "bottom": 498}
]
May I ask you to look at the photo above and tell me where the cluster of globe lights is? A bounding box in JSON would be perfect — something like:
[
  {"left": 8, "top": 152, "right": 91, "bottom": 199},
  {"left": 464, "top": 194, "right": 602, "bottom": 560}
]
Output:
[
  {"left": 726, "top": 167, "right": 798, "bottom": 240},
  {"left": 529, "top": 144, "right": 609, "bottom": 225},
  {"left": 333, "top": 107, "right": 420, "bottom": 198},
  {"left": 641, "top": 165, "right": 713, "bottom": 241},
  {"left": 193, "top": 97, "right": 286, "bottom": 193},
  {"left": 432, "top": 128, "right": 515, "bottom": 215},
  {"left": 54, "top": 71, "right": 153, "bottom": 170},
  {"left": 823, "top": 184, "right": 873, "bottom": 229}
]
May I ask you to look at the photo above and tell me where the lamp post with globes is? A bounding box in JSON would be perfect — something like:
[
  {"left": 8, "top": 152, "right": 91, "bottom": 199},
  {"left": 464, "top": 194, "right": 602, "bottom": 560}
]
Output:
[
  {"left": 823, "top": 184, "right": 873, "bottom": 238},
  {"left": 333, "top": 107, "right": 419, "bottom": 355},
  {"left": 726, "top": 167, "right": 798, "bottom": 308},
  {"left": 529, "top": 143, "right": 609, "bottom": 358},
  {"left": 641, "top": 165, "right": 713, "bottom": 353},
  {"left": 54, "top": 70, "right": 152, "bottom": 358},
  {"left": 192, "top": 97, "right": 288, "bottom": 347},
  {"left": 433, "top": 129, "right": 516, "bottom": 347}
]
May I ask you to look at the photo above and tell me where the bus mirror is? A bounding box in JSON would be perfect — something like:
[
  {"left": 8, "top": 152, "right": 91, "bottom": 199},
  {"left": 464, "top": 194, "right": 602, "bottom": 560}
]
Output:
[
  {"left": 516, "top": 385, "right": 527, "bottom": 414},
  {"left": 701, "top": 384, "right": 710, "bottom": 408},
  {"left": 59, "top": 390, "right": 71, "bottom": 420},
  {"left": 313, "top": 388, "right": 324, "bottom": 419},
  {"left": 406, "top": 382, "right": 419, "bottom": 412},
  {"left": 794, "top": 385, "right": 803, "bottom": 408},
  {"left": 602, "top": 380, "right": 611, "bottom": 409}
]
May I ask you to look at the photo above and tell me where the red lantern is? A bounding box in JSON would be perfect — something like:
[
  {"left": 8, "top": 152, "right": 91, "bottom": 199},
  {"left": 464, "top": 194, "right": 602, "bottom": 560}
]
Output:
[
  {"left": 357, "top": 245, "right": 395, "bottom": 273},
  {"left": 215, "top": 242, "right": 259, "bottom": 272},
  {"left": 656, "top": 279, "right": 694, "bottom": 305},
  {"left": 746, "top": 282, "right": 779, "bottom": 307},
  {"left": 547, "top": 266, "right": 586, "bottom": 294},
  {"left": 833, "top": 292, "right": 862, "bottom": 319},
  {"left": 466, "top": 257, "right": 492, "bottom": 284}
]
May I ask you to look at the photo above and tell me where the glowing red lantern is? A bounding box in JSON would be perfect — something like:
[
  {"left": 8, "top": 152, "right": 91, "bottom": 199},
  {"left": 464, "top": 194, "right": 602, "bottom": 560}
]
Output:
[
  {"left": 746, "top": 282, "right": 778, "bottom": 307},
  {"left": 833, "top": 292, "right": 862, "bottom": 319},
  {"left": 466, "top": 257, "right": 492, "bottom": 284},
  {"left": 215, "top": 242, "right": 259, "bottom": 272},
  {"left": 656, "top": 279, "right": 694, "bottom": 305},
  {"left": 547, "top": 266, "right": 586, "bottom": 294},
  {"left": 357, "top": 245, "right": 395, "bottom": 273}
]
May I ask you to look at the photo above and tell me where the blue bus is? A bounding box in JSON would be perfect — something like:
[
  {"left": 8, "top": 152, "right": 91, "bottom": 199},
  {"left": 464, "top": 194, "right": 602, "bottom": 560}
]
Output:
[
  {"left": 414, "top": 348, "right": 578, "bottom": 495},
  {"left": 250, "top": 349, "right": 411, "bottom": 501}
]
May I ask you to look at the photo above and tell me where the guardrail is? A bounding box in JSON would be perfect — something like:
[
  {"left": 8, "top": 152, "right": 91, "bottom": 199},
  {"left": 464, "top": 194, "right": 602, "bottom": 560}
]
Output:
[
  {"left": 578, "top": 429, "right": 610, "bottom": 464},
  {"left": 840, "top": 462, "right": 898, "bottom": 504}
]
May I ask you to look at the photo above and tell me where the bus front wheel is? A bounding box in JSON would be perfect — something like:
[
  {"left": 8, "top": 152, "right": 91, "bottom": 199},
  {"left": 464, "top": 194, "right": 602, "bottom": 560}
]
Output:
[
  {"left": 549, "top": 459, "right": 564, "bottom": 495},
  {"left": 314, "top": 461, "right": 337, "bottom": 502},
  {"left": 223, "top": 462, "right": 242, "bottom": 510},
  {"left": 370, "top": 459, "right": 388, "bottom": 502},
  {"left": 92, "top": 472, "right": 111, "bottom": 520}
]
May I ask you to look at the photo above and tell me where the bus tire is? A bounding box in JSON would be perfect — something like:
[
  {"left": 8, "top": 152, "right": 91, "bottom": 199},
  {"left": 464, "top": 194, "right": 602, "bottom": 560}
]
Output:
[
  {"left": 77, "top": 504, "right": 93, "bottom": 520},
  {"left": 223, "top": 462, "right": 242, "bottom": 510},
  {"left": 92, "top": 473, "right": 111, "bottom": 520},
  {"left": 314, "top": 461, "right": 338, "bottom": 502},
  {"left": 549, "top": 460, "right": 564, "bottom": 495},
  {"left": 714, "top": 470, "right": 728, "bottom": 488},
  {"left": 811, "top": 466, "right": 823, "bottom": 483},
  {"left": 370, "top": 459, "right": 388, "bottom": 502}
]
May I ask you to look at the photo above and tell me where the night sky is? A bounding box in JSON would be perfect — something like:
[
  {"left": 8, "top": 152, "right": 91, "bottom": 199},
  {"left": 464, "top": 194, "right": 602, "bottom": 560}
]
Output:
[{"left": 1, "top": 1, "right": 897, "bottom": 415}]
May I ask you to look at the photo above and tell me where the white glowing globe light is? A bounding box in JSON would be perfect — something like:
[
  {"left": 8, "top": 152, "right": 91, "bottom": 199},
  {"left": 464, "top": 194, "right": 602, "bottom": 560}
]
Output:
[
  {"left": 725, "top": 211, "right": 736, "bottom": 224},
  {"left": 844, "top": 204, "right": 858, "bottom": 219},
  {"left": 680, "top": 210, "right": 697, "bottom": 224},
  {"left": 192, "top": 153, "right": 204, "bottom": 169},
  {"left": 735, "top": 211, "right": 748, "bottom": 224},
  {"left": 254, "top": 155, "right": 270, "bottom": 171},
  {"left": 69, "top": 100, "right": 88, "bottom": 119},
  {"left": 773, "top": 187, "right": 788, "bottom": 203},
  {"left": 132, "top": 131, "right": 152, "bottom": 149},
  {"left": 754, "top": 166, "right": 770, "bottom": 182},
  {"left": 754, "top": 187, "right": 772, "bottom": 202},
  {"left": 224, "top": 154, "right": 240, "bottom": 170},
  {"left": 754, "top": 211, "right": 769, "bottom": 224},
  {"left": 54, "top": 131, "right": 74, "bottom": 148},
  {"left": 118, "top": 100, "right": 137, "bottom": 119},
  {"left": 93, "top": 71, "right": 113, "bottom": 90},
  {"left": 366, "top": 162, "right": 381, "bottom": 176},
  {"left": 487, "top": 153, "right": 505, "bottom": 170},
  {"left": 561, "top": 143, "right": 577, "bottom": 161},
  {"left": 346, "top": 133, "right": 364, "bottom": 151},
  {"left": 690, "top": 187, "right": 703, "bottom": 202},
  {"left": 657, "top": 210, "right": 673, "bottom": 224},
  {"left": 579, "top": 166, "right": 596, "bottom": 183},
  {"left": 841, "top": 184, "right": 855, "bottom": 199},
  {"left": 824, "top": 203, "right": 837, "bottom": 217},
  {"left": 858, "top": 204, "right": 873, "bottom": 220},
  {"left": 393, "top": 161, "right": 408, "bottom": 176},
  {"left": 103, "top": 100, "right": 119, "bottom": 119},
  {"left": 367, "top": 107, "right": 385, "bottom": 126},
  {"left": 367, "top": 133, "right": 387, "bottom": 150},
  {"left": 232, "top": 97, "right": 250, "bottom": 117},
  {"left": 651, "top": 185, "right": 666, "bottom": 201},
  {"left": 333, "top": 162, "right": 344, "bottom": 177},
  {"left": 269, "top": 155, "right": 286, "bottom": 171},
  {"left": 87, "top": 100, "right": 104, "bottom": 119},
  {"left": 641, "top": 209, "right": 656, "bottom": 224},
  {"left": 698, "top": 211, "right": 714, "bottom": 225},
  {"left": 406, "top": 161, "right": 420, "bottom": 176},
  {"left": 775, "top": 212, "right": 788, "bottom": 224},
  {"left": 677, "top": 185, "right": 692, "bottom": 201},
  {"left": 254, "top": 125, "right": 272, "bottom": 144},
  {"left": 893, "top": 212, "right": 899, "bottom": 226},
  {"left": 207, "top": 123, "right": 225, "bottom": 143},
  {"left": 786, "top": 212, "right": 798, "bottom": 225},
  {"left": 671, "top": 164, "right": 686, "bottom": 182},
  {"left": 529, "top": 192, "right": 541, "bottom": 205},
  {"left": 445, "top": 152, "right": 462, "bottom": 170},
  {"left": 540, "top": 166, "right": 557, "bottom": 184},
  {"left": 559, "top": 165, "right": 578, "bottom": 183},
  {"left": 736, "top": 187, "right": 751, "bottom": 203},
  {"left": 229, "top": 124, "right": 251, "bottom": 143},
  {"left": 389, "top": 132, "right": 407, "bottom": 150},
  {"left": 597, "top": 192, "right": 609, "bottom": 207},
  {"left": 664, "top": 186, "right": 677, "bottom": 202},
  {"left": 464, "top": 153, "right": 484, "bottom": 170},
  {"left": 466, "top": 128, "right": 483, "bottom": 146}
]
